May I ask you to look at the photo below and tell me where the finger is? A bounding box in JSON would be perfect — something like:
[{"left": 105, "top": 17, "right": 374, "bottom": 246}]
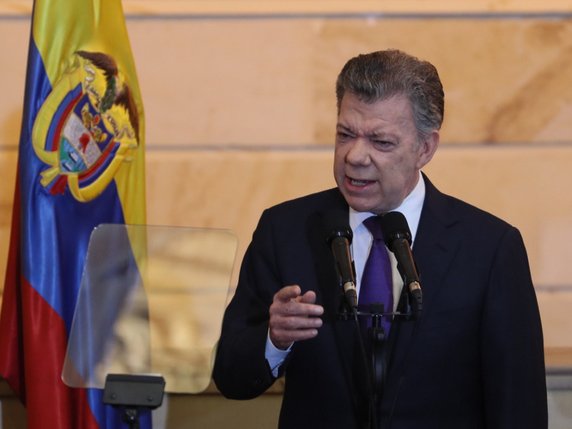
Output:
[
  {"left": 270, "top": 315, "right": 323, "bottom": 347},
  {"left": 297, "top": 290, "right": 317, "bottom": 304},
  {"left": 271, "top": 313, "right": 323, "bottom": 331},
  {"left": 274, "top": 285, "right": 302, "bottom": 303},
  {"left": 271, "top": 327, "right": 320, "bottom": 348},
  {"left": 270, "top": 299, "right": 323, "bottom": 318}
]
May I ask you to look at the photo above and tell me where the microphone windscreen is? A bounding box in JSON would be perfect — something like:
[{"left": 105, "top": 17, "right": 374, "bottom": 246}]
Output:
[
  {"left": 380, "top": 211, "right": 412, "bottom": 247},
  {"left": 323, "top": 210, "right": 352, "bottom": 245}
]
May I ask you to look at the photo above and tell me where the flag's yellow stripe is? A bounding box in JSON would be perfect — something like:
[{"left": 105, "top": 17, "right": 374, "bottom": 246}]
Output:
[{"left": 33, "top": 0, "right": 146, "bottom": 225}]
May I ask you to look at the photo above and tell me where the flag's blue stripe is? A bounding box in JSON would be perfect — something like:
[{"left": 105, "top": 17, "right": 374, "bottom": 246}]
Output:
[{"left": 19, "top": 42, "right": 126, "bottom": 334}]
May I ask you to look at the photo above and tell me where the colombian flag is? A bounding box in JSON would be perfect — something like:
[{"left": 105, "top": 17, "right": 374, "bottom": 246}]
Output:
[{"left": 0, "top": 0, "right": 148, "bottom": 427}]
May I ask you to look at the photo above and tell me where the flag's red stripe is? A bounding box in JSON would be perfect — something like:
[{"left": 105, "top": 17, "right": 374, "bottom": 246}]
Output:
[
  {"left": 0, "top": 173, "right": 99, "bottom": 428},
  {"left": 21, "top": 277, "right": 100, "bottom": 429},
  {"left": 0, "top": 170, "right": 24, "bottom": 398}
]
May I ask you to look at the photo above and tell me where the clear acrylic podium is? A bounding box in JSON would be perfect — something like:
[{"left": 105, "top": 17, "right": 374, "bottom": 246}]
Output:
[{"left": 62, "top": 224, "right": 238, "bottom": 402}]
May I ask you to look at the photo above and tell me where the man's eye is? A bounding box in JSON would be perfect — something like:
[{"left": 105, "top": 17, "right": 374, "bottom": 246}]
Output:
[
  {"left": 372, "top": 140, "right": 394, "bottom": 148},
  {"left": 336, "top": 131, "right": 353, "bottom": 140}
]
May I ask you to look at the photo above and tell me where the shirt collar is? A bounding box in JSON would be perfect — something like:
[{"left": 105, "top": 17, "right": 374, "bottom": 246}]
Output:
[{"left": 349, "top": 171, "right": 425, "bottom": 244}]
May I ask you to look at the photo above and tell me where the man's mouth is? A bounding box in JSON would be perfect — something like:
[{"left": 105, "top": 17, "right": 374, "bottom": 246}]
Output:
[{"left": 348, "top": 177, "right": 374, "bottom": 187}]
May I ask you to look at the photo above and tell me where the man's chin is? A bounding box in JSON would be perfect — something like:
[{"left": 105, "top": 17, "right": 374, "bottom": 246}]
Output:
[
  {"left": 342, "top": 194, "right": 395, "bottom": 215},
  {"left": 346, "top": 199, "right": 382, "bottom": 214}
]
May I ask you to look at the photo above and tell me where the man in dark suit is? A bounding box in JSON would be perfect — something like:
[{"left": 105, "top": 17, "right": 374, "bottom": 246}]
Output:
[{"left": 212, "top": 49, "right": 547, "bottom": 428}]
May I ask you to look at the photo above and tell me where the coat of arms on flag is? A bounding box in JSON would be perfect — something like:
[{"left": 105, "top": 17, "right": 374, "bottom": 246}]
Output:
[{"left": 32, "top": 51, "right": 140, "bottom": 202}]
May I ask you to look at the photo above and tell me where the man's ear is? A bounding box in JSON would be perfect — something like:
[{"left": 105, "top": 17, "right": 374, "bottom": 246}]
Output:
[{"left": 416, "top": 130, "right": 440, "bottom": 169}]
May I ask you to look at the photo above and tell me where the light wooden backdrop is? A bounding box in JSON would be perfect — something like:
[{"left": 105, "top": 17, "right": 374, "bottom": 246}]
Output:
[{"left": 0, "top": 0, "right": 571, "bottom": 366}]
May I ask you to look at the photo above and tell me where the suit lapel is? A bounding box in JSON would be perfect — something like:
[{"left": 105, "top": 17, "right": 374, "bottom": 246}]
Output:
[
  {"left": 382, "top": 176, "right": 463, "bottom": 415},
  {"left": 414, "top": 176, "right": 462, "bottom": 322},
  {"left": 305, "top": 188, "right": 350, "bottom": 318},
  {"left": 305, "top": 189, "right": 372, "bottom": 427}
]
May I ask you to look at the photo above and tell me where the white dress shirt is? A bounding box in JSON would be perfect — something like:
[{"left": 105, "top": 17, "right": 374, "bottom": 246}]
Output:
[
  {"left": 265, "top": 172, "right": 426, "bottom": 376},
  {"left": 350, "top": 172, "right": 425, "bottom": 309}
]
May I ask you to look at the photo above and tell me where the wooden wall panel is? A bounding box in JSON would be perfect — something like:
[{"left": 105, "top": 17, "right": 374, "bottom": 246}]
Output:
[
  {"left": 1, "top": 3, "right": 572, "bottom": 428},
  {"left": 3, "top": 15, "right": 572, "bottom": 147},
  {"left": 1, "top": 0, "right": 571, "bottom": 380}
]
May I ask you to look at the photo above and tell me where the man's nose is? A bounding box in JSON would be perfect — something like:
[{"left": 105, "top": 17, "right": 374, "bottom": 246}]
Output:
[{"left": 345, "top": 138, "right": 371, "bottom": 165}]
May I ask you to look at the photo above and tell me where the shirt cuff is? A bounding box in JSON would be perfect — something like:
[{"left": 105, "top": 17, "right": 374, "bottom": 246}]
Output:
[{"left": 265, "top": 331, "right": 292, "bottom": 377}]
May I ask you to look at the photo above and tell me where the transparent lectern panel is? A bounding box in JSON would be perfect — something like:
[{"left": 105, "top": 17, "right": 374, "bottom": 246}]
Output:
[{"left": 62, "top": 224, "right": 237, "bottom": 394}]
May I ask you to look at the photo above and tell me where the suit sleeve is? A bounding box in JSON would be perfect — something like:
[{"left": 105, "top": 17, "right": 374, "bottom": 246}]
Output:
[
  {"left": 212, "top": 209, "right": 282, "bottom": 399},
  {"left": 481, "top": 226, "right": 547, "bottom": 428}
]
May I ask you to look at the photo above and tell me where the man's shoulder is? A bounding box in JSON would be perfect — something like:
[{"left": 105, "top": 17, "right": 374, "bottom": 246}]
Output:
[
  {"left": 445, "top": 193, "right": 510, "bottom": 226},
  {"left": 251, "top": 188, "right": 346, "bottom": 242},
  {"left": 424, "top": 176, "right": 515, "bottom": 232},
  {"left": 427, "top": 188, "right": 515, "bottom": 239}
]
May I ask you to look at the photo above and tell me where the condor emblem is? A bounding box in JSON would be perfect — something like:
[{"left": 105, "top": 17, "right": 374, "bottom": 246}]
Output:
[{"left": 32, "top": 51, "right": 140, "bottom": 202}]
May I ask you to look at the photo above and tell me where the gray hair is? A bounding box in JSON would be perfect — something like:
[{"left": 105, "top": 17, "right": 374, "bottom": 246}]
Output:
[{"left": 336, "top": 49, "right": 444, "bottom": 140}]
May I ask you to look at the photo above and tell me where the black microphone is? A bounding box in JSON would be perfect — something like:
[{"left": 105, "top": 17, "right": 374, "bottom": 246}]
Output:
[
  {"left": 324, "top": 211, "right": 358, "bottom": 310},
  {"left": 380, "top": 211, "right": 422, "bottom": 317}
]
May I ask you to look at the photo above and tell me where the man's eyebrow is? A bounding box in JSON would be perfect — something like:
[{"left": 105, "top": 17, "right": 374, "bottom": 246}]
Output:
[
  {"left": 336, "top": 123, "right": 352, "bottom": 131},
  {"left": 368, "top": 131, "right": 395, "bottom": 139},
  {"left": 335, "top": 124, "right": 397, "bottom": 140}
]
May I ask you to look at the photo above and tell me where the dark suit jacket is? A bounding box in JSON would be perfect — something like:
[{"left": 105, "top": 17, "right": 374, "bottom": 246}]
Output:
[{"left": 213, "top": 176, "right": 547, "bottom": 429}]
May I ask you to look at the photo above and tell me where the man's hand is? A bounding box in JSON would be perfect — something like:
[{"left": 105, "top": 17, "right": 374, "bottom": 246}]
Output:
[{"left": 269, "top": 285, "right": 324, "bottom": 350}]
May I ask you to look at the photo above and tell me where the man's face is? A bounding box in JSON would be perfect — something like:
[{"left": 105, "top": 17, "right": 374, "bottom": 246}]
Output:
[{"left": 333, "top": 92, "right": 438, "bottom": 214}]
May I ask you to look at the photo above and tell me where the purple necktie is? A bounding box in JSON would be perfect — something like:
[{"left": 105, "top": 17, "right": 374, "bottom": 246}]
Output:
[{"left": 358, "top": 216, "right": 393, "bottom": 336}]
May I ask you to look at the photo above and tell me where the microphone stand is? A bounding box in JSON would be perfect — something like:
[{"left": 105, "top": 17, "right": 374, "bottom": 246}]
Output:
[
  {"left": 336, "top": 282, "right": 422, "bottom": 427},
  {"left": 358, "top": 304, "right": 389, "bottom": 428},
  {"left": 338, "top": 294, "right": 378, "bottom": 429},
  {"left": 350, "top": 304, "right": 411, "bottom": 429},
  {"left": 351, "top": 309, "right": 379, "bottom": 429},
  {"left": 368, "top": 303, "right": 387, "bottom": 406}
]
